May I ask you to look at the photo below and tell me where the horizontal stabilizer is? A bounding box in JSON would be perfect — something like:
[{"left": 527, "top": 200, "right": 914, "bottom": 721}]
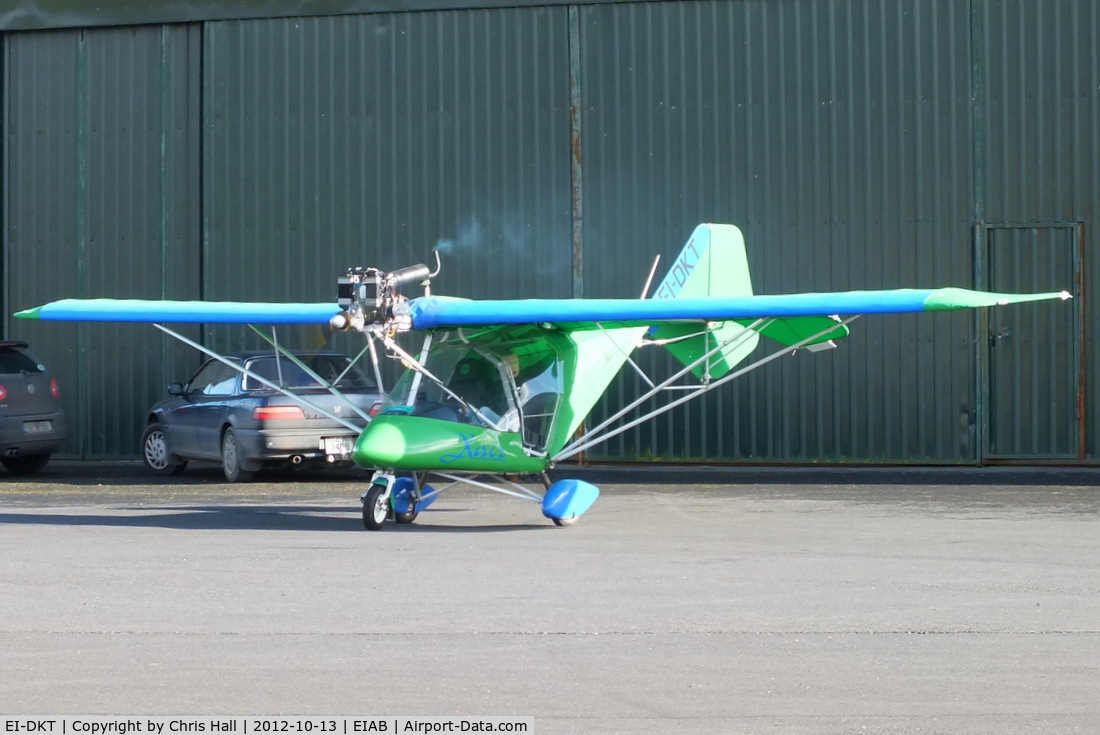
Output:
[
  {"left": 742, "top": 315, "right": 849, "bottom": 348},
  {"left": 651, "top": 315, "right": 849, "bottom": 378}
]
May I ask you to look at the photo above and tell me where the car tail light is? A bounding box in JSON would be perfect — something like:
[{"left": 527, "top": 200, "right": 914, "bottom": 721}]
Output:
[
  {"left": 0, "top": 384, "right": 5, "bottom": 401},
  {"left": 50, "top": 379, "right": 60, "bottom": 398},
  {"left": 253, "top": 406, "right": 306, "bottom": 421},
  {"left": 368, "top": 402, "right": 383, "bottom": 418}
]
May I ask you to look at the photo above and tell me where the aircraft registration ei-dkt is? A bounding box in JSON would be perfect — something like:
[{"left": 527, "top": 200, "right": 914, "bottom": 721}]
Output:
[{"left": 15, "top": 224, "right": 1071, "bottom": 530}]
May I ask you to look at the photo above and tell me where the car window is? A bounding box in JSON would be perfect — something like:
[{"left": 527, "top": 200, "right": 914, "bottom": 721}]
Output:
[
  {"left": 304, "top": 355, "right": 376, "bottom": 390},
  {"left": 0, "top": 348, "right": 43, "bottom": 374},
  {"left": 242, "top": 358, "right": 319, "bottom": 390},
  {"left": 242, "top": 355, "right": 375, "bottom": 391},
  {"left": 187, "top": 360, "right": 240, "bottom": 396}
]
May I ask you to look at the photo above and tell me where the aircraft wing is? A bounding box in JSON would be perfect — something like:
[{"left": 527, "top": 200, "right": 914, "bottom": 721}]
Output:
[
  {"left": 15, "top": 298, "right": 339, "bottom": 324},
  {"left": 17, "top": 288, "right": 1070, "bottom": 332},
  {"left": 406, "top": 288, "right": 1071, "bottom": 330}
]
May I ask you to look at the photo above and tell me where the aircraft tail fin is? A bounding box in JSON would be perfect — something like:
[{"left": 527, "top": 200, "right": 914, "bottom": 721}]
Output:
[
  {"left": 650, "top": 224, "right": 762, "bottom": 379},
  {"left": 559, "top": 224, "right": 837, "bottom": 445},
  {"left": 651, "top": 223, "right": 755, "bottom": 301},
  {"left": 562, "top": 225, "right": 755, "bottom": 440}
]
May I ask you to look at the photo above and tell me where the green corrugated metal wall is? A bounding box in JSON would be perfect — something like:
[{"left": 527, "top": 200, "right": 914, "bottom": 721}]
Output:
[
  {"left": 976, "top": 0, "right": 1094, "bottom": 462},
  {"left": 2, "top": 0, "right": 1095, "bottom": 464},
  {"left": 3, "top": 25, "right": 203, "bottom": 458},
  {"left": 581, "top": 1, "right": 979, "bottom": 462}
]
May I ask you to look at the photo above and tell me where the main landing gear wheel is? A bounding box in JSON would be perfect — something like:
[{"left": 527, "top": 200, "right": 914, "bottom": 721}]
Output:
[
  {"left": 393, "top": 475, "right": 419, "bottom": 524},
  {"left": 393, "top": 507, "right": 418, "bottom": 524},
  {"left": 552, "top": 516, "right": 579, "bottom": 527},
  {"left": 362, "top": 484, "right": 389, "bottom": 530}
]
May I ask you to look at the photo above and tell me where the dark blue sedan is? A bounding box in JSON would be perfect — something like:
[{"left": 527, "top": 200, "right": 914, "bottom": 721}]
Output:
[{"left": 141, "top": 351, "right": 383, "bottom": 481}]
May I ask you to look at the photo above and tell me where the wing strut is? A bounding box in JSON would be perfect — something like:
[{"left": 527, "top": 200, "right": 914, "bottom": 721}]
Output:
[
  {"left": 594, "top": 322, "right": 657, "bottom": 389},
  {"left": 365, "top": 337, "right": 386, "bottom": 395},
  {"left": 553, "top": 315, "right": 861, "bottom": 462},
  {"left": 335, "top": 343, "right": 376, "bottom": 390},
  {"left": 249, "top": 325, "right": 374, "bottom": 424},
  {"left": 559, "top": 316, "right": 769, "bottom": 458},
  {"left": 152, "top": 323, "right": 364, "bottom": 432},
  {"left": 431, "top": 472, "right": 544, "bottom": 502}
]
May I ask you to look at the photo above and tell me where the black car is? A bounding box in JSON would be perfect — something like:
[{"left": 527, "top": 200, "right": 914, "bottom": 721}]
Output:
[
  {"left": 141, "top": 351, "right": 384, "bottom": 481},
  {"left": 0, "top": 341, "right": 66, "bottom": 475}
]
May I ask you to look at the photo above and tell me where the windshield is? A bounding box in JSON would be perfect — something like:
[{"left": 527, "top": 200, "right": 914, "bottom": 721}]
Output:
[
  {"left": 385, "top": 343, "right": 510, "bottom": 421},
  {"left": 383, "top": 336, "right": 564, "bottom": 450}
]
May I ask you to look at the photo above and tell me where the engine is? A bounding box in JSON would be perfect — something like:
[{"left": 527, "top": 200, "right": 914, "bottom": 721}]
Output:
[{"left": 330, "top": 262, "right": 433, "bottom": 334}]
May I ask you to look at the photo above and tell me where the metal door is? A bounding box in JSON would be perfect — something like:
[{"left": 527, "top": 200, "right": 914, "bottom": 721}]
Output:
[{"left": 985, "top": 224, "right": 1082, "bottom": 459}]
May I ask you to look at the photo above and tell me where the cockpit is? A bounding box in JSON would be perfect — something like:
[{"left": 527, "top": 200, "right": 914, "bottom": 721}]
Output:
[{"left": 382, "top": 333, "right": 564, "bottom": 452}]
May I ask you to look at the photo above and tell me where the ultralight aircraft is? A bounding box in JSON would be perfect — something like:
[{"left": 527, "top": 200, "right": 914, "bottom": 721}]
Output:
[{"left": 15, "top": 224, "right": 1071, "bottom": 529}]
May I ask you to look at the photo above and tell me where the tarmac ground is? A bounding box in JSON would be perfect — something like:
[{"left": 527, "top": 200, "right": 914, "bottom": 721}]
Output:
[{"left": 2, "top": 461, "right": 1099, "bottom": 733}]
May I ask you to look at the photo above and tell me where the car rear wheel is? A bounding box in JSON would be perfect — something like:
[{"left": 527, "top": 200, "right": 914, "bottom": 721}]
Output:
[
  {"left": 1, "top": 454, "right": 51, "bottom": 475},
  {"left": 221, "top": 428, "right": 253, "bottom": 483},
  {"left": 141, "top": 422, "right": 187, "bottom": 476}
]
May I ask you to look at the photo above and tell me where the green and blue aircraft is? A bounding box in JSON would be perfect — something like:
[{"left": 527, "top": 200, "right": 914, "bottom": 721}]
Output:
[{"left": 16, "top": 224, "right": 1071, "bottom": 529}]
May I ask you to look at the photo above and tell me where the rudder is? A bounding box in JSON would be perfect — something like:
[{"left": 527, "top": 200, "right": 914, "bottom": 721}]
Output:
[
  {"left": 651, "top": 224, "right": 760, "bottom": 379},
  {"left": 652, "top": 223, "right": 754, "bottom": 301}
]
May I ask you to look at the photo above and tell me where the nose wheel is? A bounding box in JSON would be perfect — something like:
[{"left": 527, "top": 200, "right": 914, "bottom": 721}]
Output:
[{"left": 362, "top": 483, "right": 390, "bottom": 530}]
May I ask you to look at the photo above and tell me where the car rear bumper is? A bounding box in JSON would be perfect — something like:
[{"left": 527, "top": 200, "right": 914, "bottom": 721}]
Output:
[
  {"left": 0, "top": 411, "right": 66, "bottom": 456},
  {"left": 234, "top": 426, "right": 360, "bottom": 462}
]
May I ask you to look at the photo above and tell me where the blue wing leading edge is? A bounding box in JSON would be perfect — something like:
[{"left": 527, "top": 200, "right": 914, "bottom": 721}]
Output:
[
  {"left": 17, "top": 298, "right": 340, "bottom": 325},
  {"left": 15, "top": 288, "right": 1071, "bottom": 328}
]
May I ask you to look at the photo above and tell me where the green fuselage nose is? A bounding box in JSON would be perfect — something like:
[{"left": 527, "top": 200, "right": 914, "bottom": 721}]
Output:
[{"left": 353, "top": 414, "right": 548, "bottom": 473}]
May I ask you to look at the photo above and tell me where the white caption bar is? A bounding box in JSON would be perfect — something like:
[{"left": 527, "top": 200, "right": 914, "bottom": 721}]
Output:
[{"left": 2, "top": 718, "right": 533, "bottom": 735}]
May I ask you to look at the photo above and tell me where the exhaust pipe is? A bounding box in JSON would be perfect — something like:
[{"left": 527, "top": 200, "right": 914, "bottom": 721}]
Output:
[{"left": 290, "top": 455, "right": 303, "bottom": 465}]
